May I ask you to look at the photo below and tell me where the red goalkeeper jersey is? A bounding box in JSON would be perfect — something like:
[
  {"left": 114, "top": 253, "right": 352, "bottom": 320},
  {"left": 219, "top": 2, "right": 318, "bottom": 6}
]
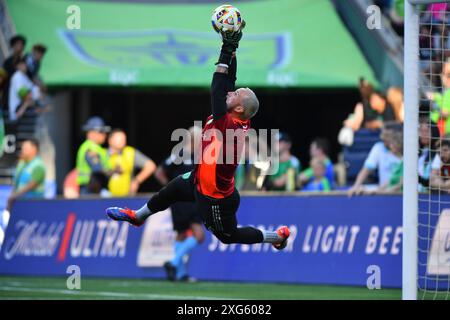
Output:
[{"left": 195, "top": 113, "right": 250, "bottom": 199}]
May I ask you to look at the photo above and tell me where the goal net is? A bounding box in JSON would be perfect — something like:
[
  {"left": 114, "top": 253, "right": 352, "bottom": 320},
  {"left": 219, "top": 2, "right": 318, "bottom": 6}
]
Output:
[{"left": 406, "top": 0, "right": 450, "bottom": 300}]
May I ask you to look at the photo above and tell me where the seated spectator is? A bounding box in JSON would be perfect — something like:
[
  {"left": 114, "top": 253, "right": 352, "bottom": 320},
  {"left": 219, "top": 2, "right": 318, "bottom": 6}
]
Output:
[
  {"left": 235, "top": 132, "right": 271, "bottom": 191},
  {"left": 0, "top": 68, "right": 7, "bottom": 99},
  {"left": 428, "top": 2, "right": 449, "bottom": 24},
  {"left": 430, "top": 136, "right": 450, "bottom": 192},
  {"left": 2, "top": 35, "right": 26, "bottom": 111},
  {"left": 375, "top": 131, "right": 403, "bottom": 193},
  {"left": 263, "top": 132, "right": 300, "bottom": 191},
  {"left": 339, "top": 79, "right": 396, "bottom": 146},
  {"left": 2, "top": 35, "right": 26, "bottom": 80},
  {"left": 107, "top": 129, "right": 156, "bottom": 196},
  {"left": 301, "top": 158, "right": 331, "bottom": 192},
  {"left": 354, "top": 90, "right": 396, "bottom": 130},
  {"left": 7, "top": 139, "right": 46, "bottom": 211},
  {"left": 418, "top": 117, "right": 440, "bottom": 191},
  {"left": 428, "top": 57, "right": 450, "bottom": 135},
  {"left": 63, "top": 168, "right": 80, "bottom": 199},
  {"left": 88, "top": 171, "right": 111, "bottom": 197},
  {"left": 419, "top": 25, "right": 433, "bottom": 69},
  {"left": 388, "top": 0, "right": 404, "bottom": 36},
  {"left": 8, "top": 58, "right": 42, "bottom": 121},
  {"left": 387, "top": 87, "right": 404, "bottom": 123},
  {"left": 25, "top": 44, "right": 47, "bottom": 92},
  {"left": 298, "top": 138, "right": 334, "bottom": 189},
  {"left": 348, "top": 121, "right": 402, "bottom": 196}
]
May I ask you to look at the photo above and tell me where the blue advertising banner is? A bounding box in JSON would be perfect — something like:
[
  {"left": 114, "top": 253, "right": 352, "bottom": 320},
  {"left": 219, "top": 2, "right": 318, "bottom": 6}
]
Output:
[{"left": 0, "top": 195, "right": 408, "bottom": 287}]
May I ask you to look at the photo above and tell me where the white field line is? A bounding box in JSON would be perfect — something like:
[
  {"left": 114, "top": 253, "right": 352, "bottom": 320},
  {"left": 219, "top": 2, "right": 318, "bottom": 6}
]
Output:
[{"left": 0, "top": 286, "right": 243, "bottom": 300}]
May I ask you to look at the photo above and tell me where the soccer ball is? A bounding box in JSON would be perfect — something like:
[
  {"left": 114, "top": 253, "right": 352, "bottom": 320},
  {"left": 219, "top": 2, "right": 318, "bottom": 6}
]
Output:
[{"left": 211, "top": 4, "right": 242, "bottom": 33}]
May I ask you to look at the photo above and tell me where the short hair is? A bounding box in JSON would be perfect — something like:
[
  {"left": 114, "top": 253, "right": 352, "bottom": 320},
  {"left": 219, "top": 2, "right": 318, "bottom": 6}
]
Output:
[
  {"left": 370, "top": 90, "right": 387, "bottom": 100},
  {"left": 383, "top": 120, "right": 402, "bottom": 132},
  {"left": 24, "top": 138, "right": 40, "bottom": 151},
  {"left": 9, "top": 35, "right": 26, "bottom": 48},
  {"left": 441, "top": 138, "right": 450, "bottom": 149},
  {"left": 109, "top": 128, "right": 125, "bottom": 137},
  {"left": 390, "top": 131, "right": 403, "bottom": 152},
  {"left": 14, "top": 57, "right": 26, "bottom": 67},
  {"left": 32, "top": 44, "right": 47, "bottom": 54},
  {"left": 312, "top": 138, "right": 330, "bottom": 155},
  {"left": 310, "top": 157, "right": 325, "bottom": 169},
  {"left": 241, "top": 88, "right": 259, "bottom": 119}
]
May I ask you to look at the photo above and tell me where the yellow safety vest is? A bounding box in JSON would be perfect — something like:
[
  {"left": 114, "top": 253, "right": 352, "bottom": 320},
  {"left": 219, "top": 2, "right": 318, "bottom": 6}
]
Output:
[{"left": 108, "top": 146, "right": 135, "bottom": 196}]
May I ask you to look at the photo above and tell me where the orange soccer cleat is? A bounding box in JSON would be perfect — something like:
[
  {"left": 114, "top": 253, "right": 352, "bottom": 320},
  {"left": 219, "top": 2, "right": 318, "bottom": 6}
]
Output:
[
  {"left": 273, "top": 226, "right": 290, "bottom": 251},
  {"left": 106, "top": 207, "right": 144, "bottom": 227}
]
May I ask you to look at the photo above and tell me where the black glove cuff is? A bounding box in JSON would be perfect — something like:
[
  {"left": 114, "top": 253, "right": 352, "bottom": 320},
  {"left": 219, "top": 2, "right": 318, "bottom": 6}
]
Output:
[{"left": 216, "top": 51, "right": 233, "bottom": 67}]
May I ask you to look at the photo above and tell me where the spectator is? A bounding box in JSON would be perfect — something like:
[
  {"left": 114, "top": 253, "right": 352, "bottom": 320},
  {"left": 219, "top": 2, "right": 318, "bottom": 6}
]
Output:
[
  {"left": 0, "top": 69, "right": 7, "bottom": 152},
  {"left": 24, "top": 44, "right": 47, "bottom": 91},
  {"left": 2, "top": 35, "right": 26, "bottom": 112},
  {"left": 2, "top": 35, "right": 26, "bottom": 79},
  {"left": 235, "top": 131, "right": 270, "bottom": 191},
  {"left": 107, "top": 129, "right": 156, "bottom": 196},
  {"left": 8, "top": 58, "right": 42, "bottom": 121},
  {"left": 358, "top": 90, "right": 396, "bottom": 130},
  {"left": 0, "top": 68, "right": 7, "bottom": 99},
  {"left": 376, "top": 131, "right": 403, "bottom": 193},
  {"left": 298, "top": 138, "right": 334, "bottom": 189},
  {"left": 7, "top": 139, "right": 45, "bottom": 211},
  {"left": 88, "top": 171, "right": 110, "bottom": 197},
  {"left": 428, "top": 2, "right": 449, "bottom": 24},
  {"left": 430, "top": 135, "right": 450, "bottom": 192},
  {"left": 348, "top": 121, "right": 402, "bottom": 196},
  {"left": 263, "top": 132, "right": 300, "bottom": 191},
  {"left": 386, "top": 87, "right": 404, "bottom": 123},
  {"left": 63, "top": 168, "right": 80, "bottom": 199},
  {"left": 76, "top": 117, "right": 111, "bottom": 195},
  {"left": 341, "top": 78, "right": 374, "bottom": 133},
  {"left": 418, "top": 117, "right": 440, "bottom": 191},
  {"left": 154, "top": 126, "right": 205, "bottom": 282},
  {"left": 419, "top": 25, "right": 433, "bottom": 68},
  {"left": 428, "top": 58, "right": 450, "bottom": 135},
  {"left": 388, "top": 0, "right": 405, "bottom": 36},
  {"left": 339, "top": 80, "right": 396, "bottom": 146},
  {"left": 301, "top": 158, "right": 331, "bottom": 192}
]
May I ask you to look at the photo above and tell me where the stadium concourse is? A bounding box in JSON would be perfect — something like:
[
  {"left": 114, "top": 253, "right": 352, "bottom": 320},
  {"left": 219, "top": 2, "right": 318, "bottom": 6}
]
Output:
[{"left": 0, "top": 0, "right": 448, "bottom": 302}]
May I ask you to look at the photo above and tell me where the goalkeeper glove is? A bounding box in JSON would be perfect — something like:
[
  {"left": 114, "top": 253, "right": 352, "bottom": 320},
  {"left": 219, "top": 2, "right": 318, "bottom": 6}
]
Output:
[{"left": 216, "top": 20, "right": 246, "bottom": 67}]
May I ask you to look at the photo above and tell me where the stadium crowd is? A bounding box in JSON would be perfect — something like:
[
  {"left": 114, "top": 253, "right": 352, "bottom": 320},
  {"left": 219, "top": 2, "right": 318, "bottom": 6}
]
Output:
[
  {"left": 0, "top": 30, "right": 409, "bottom": 204},
  {"left": 7, "top": 25, "right": 450, "bottom": 204},
  {"left": 0, "top": 34, "right": 54, "bottom": 209}
]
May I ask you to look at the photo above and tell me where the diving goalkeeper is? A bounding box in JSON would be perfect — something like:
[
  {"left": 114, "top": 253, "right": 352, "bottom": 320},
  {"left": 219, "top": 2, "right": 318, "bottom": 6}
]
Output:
[{"left": 106, "top": 24, "right": 290, "bottom": 250}]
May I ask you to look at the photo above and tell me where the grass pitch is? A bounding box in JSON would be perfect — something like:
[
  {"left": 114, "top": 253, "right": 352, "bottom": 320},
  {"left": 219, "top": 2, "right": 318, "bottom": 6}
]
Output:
[{"left": 0, "top": 275, "right": 402, "bottom": 300}]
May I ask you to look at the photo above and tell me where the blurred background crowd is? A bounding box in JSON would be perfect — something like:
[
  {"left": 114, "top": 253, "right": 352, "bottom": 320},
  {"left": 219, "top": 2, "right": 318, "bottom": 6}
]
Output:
[{"left": 1, "top": 0, "right": 449, "bottom": 205}]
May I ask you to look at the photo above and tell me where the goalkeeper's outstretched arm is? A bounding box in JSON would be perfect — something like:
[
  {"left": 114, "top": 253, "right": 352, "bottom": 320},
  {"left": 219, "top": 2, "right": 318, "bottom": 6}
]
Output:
[
  {"left": 211, "top": 54, "right": 237, "bottom": 120},
  {"left": 211, "top": 28, "right": 243, "bottom": 120}
]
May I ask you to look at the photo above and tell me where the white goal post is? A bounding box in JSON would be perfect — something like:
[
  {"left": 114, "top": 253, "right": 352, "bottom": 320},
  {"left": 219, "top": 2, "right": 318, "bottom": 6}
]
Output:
[{"left": 404, "top": 0, "right": 419, "bottom": 301}]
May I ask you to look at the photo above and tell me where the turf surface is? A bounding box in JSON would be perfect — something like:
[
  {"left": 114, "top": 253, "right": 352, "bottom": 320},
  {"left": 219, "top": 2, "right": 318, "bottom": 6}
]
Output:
[{"left": 0, "top": 276, "right": 402, "bottom": 300}]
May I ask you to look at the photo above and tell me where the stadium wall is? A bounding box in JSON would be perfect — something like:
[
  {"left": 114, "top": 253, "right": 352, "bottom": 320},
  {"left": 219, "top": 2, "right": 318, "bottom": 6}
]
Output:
[{"left": 0, "top": 194, "right": 414, "bottom": 288}]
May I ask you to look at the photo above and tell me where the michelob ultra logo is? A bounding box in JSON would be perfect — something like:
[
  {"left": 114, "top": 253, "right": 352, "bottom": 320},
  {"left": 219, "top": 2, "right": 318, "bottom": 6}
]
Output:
[{"left": 2, "top": 213, "right": 129, "bottom": 261}]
